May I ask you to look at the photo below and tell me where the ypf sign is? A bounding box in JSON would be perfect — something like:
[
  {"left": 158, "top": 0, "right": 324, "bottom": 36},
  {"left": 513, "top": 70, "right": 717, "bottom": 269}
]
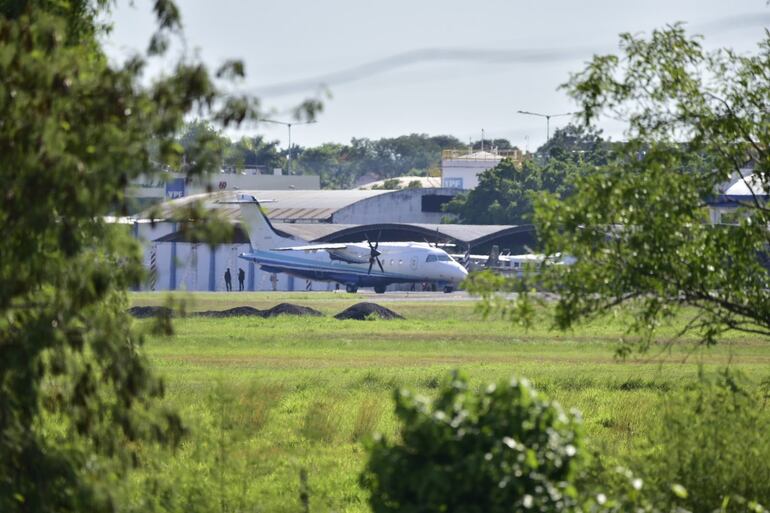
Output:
[{"left": 164, "top": 178, "right": 185, "bottom": 199}]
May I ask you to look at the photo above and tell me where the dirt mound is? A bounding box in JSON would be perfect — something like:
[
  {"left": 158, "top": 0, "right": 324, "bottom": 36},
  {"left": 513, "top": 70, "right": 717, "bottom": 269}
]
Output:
[
  {"left": 128, "top": 306, "right": 173, "bottom": 319},
  {"left": 263, "top": 303, "right": 323, "bottom": 318},
  {"left": 334, "top": 302, "right": 404, "bottom": 321},
  {"left": 197, "top": 306, "right": 264, "bottom": 318}
]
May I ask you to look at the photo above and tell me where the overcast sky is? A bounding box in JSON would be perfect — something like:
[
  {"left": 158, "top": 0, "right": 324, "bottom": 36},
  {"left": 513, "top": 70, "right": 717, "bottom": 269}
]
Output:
[{"left": 105, "top": 0, "right": 770, "bottom": 150}]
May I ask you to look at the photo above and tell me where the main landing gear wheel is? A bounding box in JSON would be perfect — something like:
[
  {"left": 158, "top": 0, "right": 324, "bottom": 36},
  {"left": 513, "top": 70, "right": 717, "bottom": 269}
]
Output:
[
  {"left": 374, "top": 285, "right": 387, "bottom": 294},
  {"left": 443, "top": 286, "right": 454, "bottom": 293},
  {"left": 345, "top": 284, "right": 358, "bottom": 293}
]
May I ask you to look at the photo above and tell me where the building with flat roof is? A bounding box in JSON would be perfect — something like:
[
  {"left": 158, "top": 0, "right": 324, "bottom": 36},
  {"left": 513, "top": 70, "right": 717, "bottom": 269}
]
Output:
[{"left": 441, "top": 148, "right": 524, "bottom": 190}]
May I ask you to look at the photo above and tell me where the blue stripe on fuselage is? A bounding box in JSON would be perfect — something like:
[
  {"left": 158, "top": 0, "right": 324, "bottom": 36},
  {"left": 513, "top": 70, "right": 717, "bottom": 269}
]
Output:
[{"left": 240, "top": 250, "right": 417, "bottom": 286}]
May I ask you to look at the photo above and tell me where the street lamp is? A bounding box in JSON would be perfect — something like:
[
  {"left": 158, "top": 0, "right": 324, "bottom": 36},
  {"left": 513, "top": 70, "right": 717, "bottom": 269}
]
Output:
[
  {"left": 516, "top": 110, "right": 575, "bottom": 142},
  {"left": 261, "top": 119, "right": 317, "bottom": 174}
]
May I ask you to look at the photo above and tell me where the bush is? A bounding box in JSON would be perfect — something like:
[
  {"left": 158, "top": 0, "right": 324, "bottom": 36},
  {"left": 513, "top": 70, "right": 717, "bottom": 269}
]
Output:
[{"left": 361, "top": 371, "right": 582, "bottom": 513}]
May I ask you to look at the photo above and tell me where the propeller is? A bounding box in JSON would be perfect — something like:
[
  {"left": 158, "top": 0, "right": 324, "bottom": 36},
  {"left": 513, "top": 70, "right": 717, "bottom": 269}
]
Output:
[{"left": 365, "top": 231, "right": 384, "bottom": 274}]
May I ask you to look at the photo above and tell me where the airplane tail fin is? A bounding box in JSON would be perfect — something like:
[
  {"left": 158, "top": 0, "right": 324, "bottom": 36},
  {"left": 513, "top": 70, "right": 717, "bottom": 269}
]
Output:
[{"left": 236, "top": 196, "right": 297, "bottom": 250}]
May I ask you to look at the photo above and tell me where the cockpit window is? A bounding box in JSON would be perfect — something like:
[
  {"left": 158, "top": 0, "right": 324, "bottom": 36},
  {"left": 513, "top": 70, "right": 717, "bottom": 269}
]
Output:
[
  {"left": 425, "top": 255, "right": 437, "bottom": 262},
  {"left": 426, "top": 254, "right": 451, "bottom": 263},
  {"left": 437, "top": 254, "right": 451, "bottom": 261}
]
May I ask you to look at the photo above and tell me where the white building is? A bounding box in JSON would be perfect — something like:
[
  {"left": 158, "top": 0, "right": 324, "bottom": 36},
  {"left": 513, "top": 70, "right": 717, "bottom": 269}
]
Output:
[{"left": 440, "top": 149, "right": 524, "bottom": 190}]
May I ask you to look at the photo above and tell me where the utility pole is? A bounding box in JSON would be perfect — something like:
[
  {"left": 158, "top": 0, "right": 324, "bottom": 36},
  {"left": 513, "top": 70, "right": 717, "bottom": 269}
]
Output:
[
  {"left": 516, "top": 110, "right": 575, "bottom": 142},
  {"left": 261, "top": 119, "right": 317, "bottom": 174}
]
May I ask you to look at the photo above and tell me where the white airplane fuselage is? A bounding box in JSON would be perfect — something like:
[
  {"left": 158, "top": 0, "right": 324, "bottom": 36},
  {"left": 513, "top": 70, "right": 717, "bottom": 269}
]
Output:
[
  {"left": 232, "top": 196, "right": 468, "bottom": 291},
  {"left": 241, "top": 242, "right": 467, "bottom": 289}
]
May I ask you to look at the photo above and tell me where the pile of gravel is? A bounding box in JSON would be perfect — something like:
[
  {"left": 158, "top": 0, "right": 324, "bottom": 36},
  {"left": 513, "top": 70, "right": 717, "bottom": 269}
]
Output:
[
  {"left": 130, "top": 303, "right": 325, "bottom": 319},
  {"left": 334, "top": 302, "right": 404, "bottom": 320},
  {"left": 196, "top": 306, "right": 263, "bottom": 318},
  {"left": 127, "top": 306, "right": 172, "bottom": 319},
  {"left": 263, "top": 303, "right": 323, "bottom": 318}
]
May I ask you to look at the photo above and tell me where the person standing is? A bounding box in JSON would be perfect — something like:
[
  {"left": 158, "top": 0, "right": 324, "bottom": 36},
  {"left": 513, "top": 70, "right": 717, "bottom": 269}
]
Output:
[
  {"left": 238, "top": 268, "right": 245, "bottom": 291},
  {"left": 224, "top": 268, "right": 232, "bottom": 292}
]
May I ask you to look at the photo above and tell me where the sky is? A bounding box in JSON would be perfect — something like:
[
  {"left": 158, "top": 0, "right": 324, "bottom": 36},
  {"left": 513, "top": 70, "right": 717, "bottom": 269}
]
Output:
[{"left": 105, "top": 0, "right": 770, "bottom": 151}]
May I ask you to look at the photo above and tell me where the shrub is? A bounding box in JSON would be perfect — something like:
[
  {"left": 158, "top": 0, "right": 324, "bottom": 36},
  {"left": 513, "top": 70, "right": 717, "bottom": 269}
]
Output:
[{"left": 361, "top": 371, "right": 582, "bottom": 513}]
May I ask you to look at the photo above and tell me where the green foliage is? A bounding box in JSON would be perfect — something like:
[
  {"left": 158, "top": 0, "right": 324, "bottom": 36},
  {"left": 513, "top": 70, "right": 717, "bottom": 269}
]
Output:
[
  {"left": 361, "top": 371, "right": 582, "bottom": 513},
  {"left": 479, "top": 24, "right": 770, "bottom": 347},
  {"left": 445, "top": 156, "right": 583, "bottom": 225},
  {"left": 0, "top": 1, "right": 261, "bottom": 511},
  {"left": 293, "top": 133, "right": 463, "bottom": 189},
  {"left": 536, "top": 124, "right": 610, "bottom": 164},
  {"left": 445, "top": 124, "right": 613, "bottom": 225},
  {"left": 628, "top": 370, "right": 770, "bottom": 512},
  {"left": 223, "top": 134, "right": 283, "bottom": 172}
]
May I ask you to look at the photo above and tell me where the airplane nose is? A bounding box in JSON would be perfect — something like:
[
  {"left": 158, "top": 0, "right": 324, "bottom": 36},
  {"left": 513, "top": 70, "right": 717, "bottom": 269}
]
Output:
[{"left": 453, "top": 264, "right": 468, "bottom": 282}]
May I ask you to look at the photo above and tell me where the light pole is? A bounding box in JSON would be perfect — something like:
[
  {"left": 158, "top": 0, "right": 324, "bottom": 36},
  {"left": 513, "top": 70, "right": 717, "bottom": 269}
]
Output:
[
  {"left": 516, "top": 110, "right": 575, "bottom": 142},
  {"left": 261, "top": 119, "right": 317, "bottom": 174}
]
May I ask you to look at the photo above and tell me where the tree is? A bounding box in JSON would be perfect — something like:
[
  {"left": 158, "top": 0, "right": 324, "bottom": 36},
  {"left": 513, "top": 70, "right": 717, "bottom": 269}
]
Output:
[
  {"left": 293, "top": 133, "right": 463, "bottom": 189},
  {"left": 472, "top": 25, "right": 770, "bottom": 346},
  {"left": 178, "top": 119, "right": 228, "bottom": 174},
  {"left": 0, "top": 1, "right": 263, "bottom": 511},
  {"left": 444, "top": 156, "right": 583, "bottom": 225},
  {"left": 223, "top": 134, "right": 283, "bottom": 172},
  {"left": 535, "top": 123, "right": 610, "bottom": 164}
]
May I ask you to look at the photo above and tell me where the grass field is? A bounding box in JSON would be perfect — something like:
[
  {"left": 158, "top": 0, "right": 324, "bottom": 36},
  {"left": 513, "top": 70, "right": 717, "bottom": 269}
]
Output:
[{"left": 130, "top": 292, "right": 770, "bottom": 513}]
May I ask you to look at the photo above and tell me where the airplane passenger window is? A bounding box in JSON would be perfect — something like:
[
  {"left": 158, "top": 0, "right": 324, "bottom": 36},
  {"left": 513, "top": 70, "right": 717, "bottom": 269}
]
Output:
[
  {"left": 398, "top": 259, "right": 403, "bottom": 265},
  {"left": 426, "top": 255, "right": 437, "bottom": 262}
]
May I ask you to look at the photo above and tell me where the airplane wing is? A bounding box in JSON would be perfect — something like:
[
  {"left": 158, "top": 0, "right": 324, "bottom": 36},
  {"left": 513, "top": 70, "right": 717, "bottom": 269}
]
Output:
[{"left": 272, "top": 243, "right": 352, "bottom": 252}]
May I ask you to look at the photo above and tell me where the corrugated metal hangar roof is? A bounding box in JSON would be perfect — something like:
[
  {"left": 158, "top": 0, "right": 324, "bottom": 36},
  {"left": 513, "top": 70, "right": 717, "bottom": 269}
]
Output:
[
  {"left": 155, "top": 221, "right": 535, "bottom": 252},
  {"left": 144, "top": 189, "right": 393, "bottom": 223}
]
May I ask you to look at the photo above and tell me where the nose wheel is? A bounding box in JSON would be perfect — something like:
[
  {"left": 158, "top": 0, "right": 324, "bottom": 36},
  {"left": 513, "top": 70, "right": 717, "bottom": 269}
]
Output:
[
  {"left": 374, "top": 285, "right": 387, "bottom": 294},
  {"left": 345, "top": 284, "right": 358, "bottom": 293},
  {"left": 443, "top": 286, "right": 454, "bottom": 293}
]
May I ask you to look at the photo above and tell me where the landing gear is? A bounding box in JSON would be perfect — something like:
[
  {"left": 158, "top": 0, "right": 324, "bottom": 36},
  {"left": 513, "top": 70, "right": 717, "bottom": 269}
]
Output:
[
  {"left": 443, "top": 286, "right": 454, "bottom": 293},
  {"left": 374, "top": 285, "right": 387, "bottom": 294},
  {"left": 345, "top": 284, "right": 358, "bottom": 293}
]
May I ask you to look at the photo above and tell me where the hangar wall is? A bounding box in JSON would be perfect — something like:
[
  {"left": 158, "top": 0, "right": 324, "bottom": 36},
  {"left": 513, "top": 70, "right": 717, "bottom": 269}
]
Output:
[
  {"left": 332, "top": 188, "right": 457, "bottom": 224},
  {"left": 135, "top": 223, "right": 335, "bottom": 292}
]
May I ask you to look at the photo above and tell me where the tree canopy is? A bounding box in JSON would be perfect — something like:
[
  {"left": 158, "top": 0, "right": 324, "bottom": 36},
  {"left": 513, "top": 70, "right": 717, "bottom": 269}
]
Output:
[
  {"left": 469, "top": 25, "right": 770, "bottom": 347},
  {"left": 444, "top": 124, "right": 606, "bottom": 225},
  {"left": 0, "top": 1, "right": 262, "bottom": 511}
]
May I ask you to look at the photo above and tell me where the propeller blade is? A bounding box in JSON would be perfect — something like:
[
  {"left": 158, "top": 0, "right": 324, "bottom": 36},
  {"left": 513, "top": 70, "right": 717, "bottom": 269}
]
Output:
[
  {"left": 375, "top": 230, "right": 381, "bottom": 250},
  {"left": 368, "top": 258, "right": 374, "bottom": 274},
  {"left": 376, "top": 256, "right": 384, "bottom": 273}
]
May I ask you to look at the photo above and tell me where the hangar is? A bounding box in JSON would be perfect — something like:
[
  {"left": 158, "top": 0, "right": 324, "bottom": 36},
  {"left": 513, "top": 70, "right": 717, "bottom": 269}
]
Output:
[
  {"left": 149, "top": 187, "right": 460, "bottom": 224},
  {"left": 132, "top": 189, "right": 536, "bottom": 292}
]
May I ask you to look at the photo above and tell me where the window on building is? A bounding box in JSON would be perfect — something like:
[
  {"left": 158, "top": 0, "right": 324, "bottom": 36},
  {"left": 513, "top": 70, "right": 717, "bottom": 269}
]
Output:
[{"left": 421, "top": 194, "right": 455, "bottom": 213}]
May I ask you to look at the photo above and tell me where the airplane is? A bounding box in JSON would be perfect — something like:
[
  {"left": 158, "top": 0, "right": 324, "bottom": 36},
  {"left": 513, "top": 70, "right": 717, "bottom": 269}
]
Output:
[
  {"left": 230, "top": 196, "right": 468, "bottom": 293},
  {"left": 452, "top": 245, "right": 575, "bottom": 275}
]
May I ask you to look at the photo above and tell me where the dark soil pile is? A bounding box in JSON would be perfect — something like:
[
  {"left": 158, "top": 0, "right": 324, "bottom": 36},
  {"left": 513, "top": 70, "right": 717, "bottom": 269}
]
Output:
[
  {"left": 263, "top": 303, "right": 323, "bottom": 318},
  {"left": 334, "top": 302, "right": 404, "bottom": 320},
  {"left": 196, "top": 306, "right": 264, "bottom": 318},
  {"left": 128, "top": 306, "right": 173, "bottom": 318}
]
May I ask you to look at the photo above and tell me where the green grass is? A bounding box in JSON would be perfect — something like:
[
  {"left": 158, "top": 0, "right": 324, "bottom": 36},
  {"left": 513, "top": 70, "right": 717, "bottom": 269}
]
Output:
[{"left": 130, "top": 292, "right": 770, "bottom": 513}]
